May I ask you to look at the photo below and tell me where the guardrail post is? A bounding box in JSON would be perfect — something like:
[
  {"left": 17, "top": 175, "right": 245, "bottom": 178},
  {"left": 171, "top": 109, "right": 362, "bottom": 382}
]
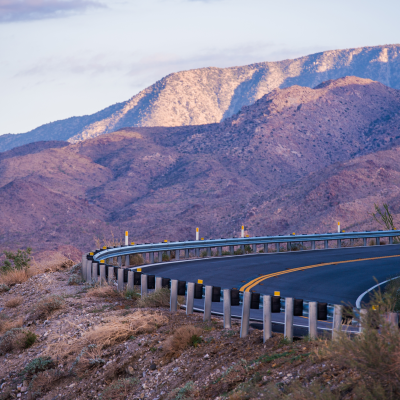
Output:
[
  {"left": 359, "top": 308, "right": 367, "bottom": 333},
  {"left": 324, "top": 240, "right": 328, "bottom": 249},
  {"left": 284, "top": 297, "right": 294, "bottom": 342},
  {"left": 107, "top": 266, "right": 113, "bottom": 284},
  {"left": 175, "top": 250, "right": 180, "bottom": 261},
  {"left": 149, "top": 252, "right": 154, "bottom": 264},
  {"left": 363, "top": 238, "right": 367, "bottom": 246},
  {"left": 87, "top": 261, "right": 92, "bottom": 282},
  {"left": 389, "top": 236, "right": 393, "bottom": 245},
  {"left": 92, "top": 263, "right": 97, "bottom": 283},
  {"left": 118, "top": 269, "right": 124, "bottom": 291},
  {"left": 287, "top": 243, "right": 291, "bottom": 252},
  {"left": 311, "top": 241, "right": 315, "bottom": 250},
  {"left": 263, "top": 295, "right": 272, "bottom": 342},
  {"left": 218, "top": 247, "right": 222, "bottom": 256},
  {"left": 128, "top": 271, "right": 134, "bottom": 291},
  {"left": 204, "top": 285, "right": 212, "bottom": 321},
  {"left": 141, "top": 274, "right": 148, "bottom": 297},
  {"left": 170, "top": 279, "right": 178, "bottom": 312},
  {"left": 308, "top": 301, "right": 318, "bottom": 340},
  {"left": 376, "top": 237, "right": 380, "bottom": 246},
  {"left": 186, "top": 282, "right": 195, "bottom": 315},
  {"left": 240, "top": 291, "right": 251, "bottom": 338},
  {"left": 230, "top": 245, "right": 234, "bottom": 255},
  {"left": 332, "top": 304, "right": 342, "bottom": 340},
  {"left": 223, "top": 289, "right": 231, "bottom": 329},
  {"left": 100, "top": 264, "right": 106, "bottom": 285},
  {"left": 195, "top": 248, "right": 200, "bottom": 257},
  {"left": 252, "top": 244, "right": 257, "bottom": 253},
  {"left": 185, "top": 249, "right": 189, "bottom": 258},
  {"left": 158, "top": 251, "right": 162, "bottom": 262},
  {"left": 82, "top": 257, "right": 87, "bottom": 281},
  {"left": 337, "top": 239, "right": 341, "bottom": 248},
  {"left": 167, "top": 250, "right": 171, "bottom": 259},
  {"left": 125, "top": 255, "right": 130, "bottom": 267},
  {"left": 81, "top": 254, "right": 86, "bottom": 279},
  {"left": 206, "top": 247, "right": 211, "bottom": 257},
  {"left": 240, "top": 244, "right": 245, "bottom": 253},
  {"left": 118, "top": 256, "right": 122, "bottom": 267},
  {"left": 276, "top": 243, "right": 280, "bottom": 252},
  {"left": 350, "top": 238, "right": 354, "bottom": 246},
  {"left": 155, "top": 276, "right": 162, "bottom": 290},
  {"left": 264, "top": 244, "right": 267, "bottom": 253}
]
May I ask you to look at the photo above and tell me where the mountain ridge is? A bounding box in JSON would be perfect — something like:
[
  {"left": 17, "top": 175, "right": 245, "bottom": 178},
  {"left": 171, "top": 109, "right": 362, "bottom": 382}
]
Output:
[{"left": 2, "top": 44, "right": 400, "bottom": 152}]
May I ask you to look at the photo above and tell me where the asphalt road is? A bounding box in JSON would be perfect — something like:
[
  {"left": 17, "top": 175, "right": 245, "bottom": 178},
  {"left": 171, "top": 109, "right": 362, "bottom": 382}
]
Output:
[
  {"left": 140, "top": 244, "right": 400, "bottom": 306},
  {"left": 136, "top": 245, "right": 400, "bottom": 333}
]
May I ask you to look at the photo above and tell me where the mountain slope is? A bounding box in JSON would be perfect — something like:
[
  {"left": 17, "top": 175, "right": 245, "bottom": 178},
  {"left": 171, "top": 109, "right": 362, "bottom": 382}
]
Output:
[
  {"left": 2, "top": 44, "right": 400, "bottom": 152},
  {"left": 1, "top": 77, "right": 400, "bottom": 253}
]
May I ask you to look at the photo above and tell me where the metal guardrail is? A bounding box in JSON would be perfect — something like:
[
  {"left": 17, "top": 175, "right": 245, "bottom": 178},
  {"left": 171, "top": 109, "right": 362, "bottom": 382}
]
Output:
[{"left": 92, "top": 230, "right": 399, "bottom": 262}]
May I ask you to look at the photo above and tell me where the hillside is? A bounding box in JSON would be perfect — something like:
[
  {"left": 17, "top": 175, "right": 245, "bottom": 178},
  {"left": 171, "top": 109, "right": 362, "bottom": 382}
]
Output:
[
  {"left": 0, "top": 77, "right": 400, "bottom": 254},
  {"left": 2, "top": 44, "right": 400, "bottom": 152}
]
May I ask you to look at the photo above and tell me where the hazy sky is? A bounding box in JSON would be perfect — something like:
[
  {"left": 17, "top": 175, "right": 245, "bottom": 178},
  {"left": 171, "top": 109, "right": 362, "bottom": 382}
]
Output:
[{"left": 1, "top": 0, "right": 400, "bottom": 135}]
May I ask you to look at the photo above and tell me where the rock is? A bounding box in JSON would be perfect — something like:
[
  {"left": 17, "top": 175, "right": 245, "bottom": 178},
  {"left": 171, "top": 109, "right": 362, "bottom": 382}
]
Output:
[
  {"left": 204, "top": 354, "right": 210, "bottom": 359},
  {"left": 128, "top": 366, "right": 134, "bottom": 375},
  {"left": 150, "top": 363, "right": 156, "bottom": 371}
]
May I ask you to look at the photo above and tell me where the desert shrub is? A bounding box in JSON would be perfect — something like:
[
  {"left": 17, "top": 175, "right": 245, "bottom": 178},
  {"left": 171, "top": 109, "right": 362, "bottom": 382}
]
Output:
[
  {"left": 164, "top": 325, "right": 203, "bottom": 358},
  {"left": 170, "top": 381, "right": 194, "bottom": 400},
  {"left": 129, "top": 254, "right": 144, "bottom": 266},
  {"left": 5, "top": 296, "right": 23, "bottom": 308},
  {"left": 244, "top": 245, "right": 252, "bottom": 253},
  {"left": 289, "top": 242, "right": 304, "bottom": 251},
  {"left": 200, "top": 250, "right": 207, "bottom": 258},
  {"left": 101, "top": 378, "right": 140, "bottom": 400},
  {"left": 31, "top": 252, "right": 74, "bottom": 274},
  {"left": 123, "top": 287, "right": 140, "bottom": 300},
  {"left": 21, "top": 357, "right": 54, "bottom": 378},
  {"left": 0, "top": 316, "right": 23, "bottom": 334},
  {"left": 1, "top": 248, "right": 31, "bottom": 272},
  {"left": 0, "top": 328, "right": 37, "bottom": 354},
  {"left": 28, "top": 368, "right": 67, "bottom": 399},
  {"left": 87, "top": 283, "right": 122, "bottom": 299},
  {"left": 94, "top": 232, "right": 122, "bottom": 249},
  {"left": 0, "top": 269, "right": 30, "bottom": 286},
  {"left": 0, "top": 283, "right": 9, "bottom": 293},
  {"left": 162, "top": 253, "right": 170, "bottom": 262},
  {"left": 68, "top": 274, "right": 82, "bottom": 285},
  {"left": 33, "top": 295, "right": 64, "bottom": 320},
  {"left": 136, "top": 288, "right": 171, "bottom": 308},
  {"left": 222, "top": 251, "right": 231, "bottom": 256},
  {"left": 234, "top": 248, "right": 244, "bottom": 255}
]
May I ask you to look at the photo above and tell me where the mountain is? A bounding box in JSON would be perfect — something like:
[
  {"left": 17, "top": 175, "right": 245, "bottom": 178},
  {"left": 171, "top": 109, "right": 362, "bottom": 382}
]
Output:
[
  {"left": 1, "top": 76, "right": 400, "bottom": 254},
  {"left": 2, "top": 44, "right": 400, "bottom": 152}
]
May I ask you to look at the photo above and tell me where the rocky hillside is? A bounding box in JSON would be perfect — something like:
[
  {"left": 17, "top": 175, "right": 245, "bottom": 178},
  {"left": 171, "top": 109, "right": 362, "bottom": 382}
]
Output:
[
  {"left": 2, "top": 44, "right": 400, "bottom": 152},
  {"left": 1, "top": 77, "right": 400, "bottom": 254}
]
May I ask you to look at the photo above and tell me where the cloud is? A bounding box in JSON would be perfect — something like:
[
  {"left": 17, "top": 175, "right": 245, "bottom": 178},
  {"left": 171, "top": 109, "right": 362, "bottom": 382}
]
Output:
[{"left": 0, "top": 0, "right": 105, "bottom": 23}]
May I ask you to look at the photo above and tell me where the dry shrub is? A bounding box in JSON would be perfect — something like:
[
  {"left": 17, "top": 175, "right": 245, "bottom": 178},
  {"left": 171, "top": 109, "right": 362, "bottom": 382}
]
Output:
[
  {"left": 87, "top": 283, "right": 122, "bottom": 299},
  {"left": 94, "top": 232, "right": 122, "bottom": 249},
  {"left": 33, "top": 295, "right": 64, "bottom": 320},
  {"left": 129, "top": 254, "right": 144, "bottom": 266},
  {"left": 0, "top": 269, "right": 30, "bottom": 286},
  {"left": 0, "top": 317, "right": 23, "bottom": 334},
  {"left": 164, "top": 325, "right": 203, "bottom": 358},
  {"left": 5, "top": 296, "right": 23, "bottom": 308},
  {"left": 136, "top": 287, "right": 171, "bottom": 308},
  {"left": 31, "top": 252, "right": 74, "bottom": 274},
  {"left": 45, "top": 311, "right": 168, "bottom": 364},
  {"left": 101, "top": 378, "right": 140, "bottom": 400},
  {"left": 29, "top": 369, "right": 67, "bottom": 399},
  {"left": 0, "top": 328, "right": 37, "bottom": 354}
]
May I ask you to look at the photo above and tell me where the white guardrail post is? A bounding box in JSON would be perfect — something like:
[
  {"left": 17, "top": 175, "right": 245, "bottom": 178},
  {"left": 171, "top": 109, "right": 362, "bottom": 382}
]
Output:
[
  {"left": 100, "top": 263, "right": 106, "bottom": 285},
  {"left": 107, "top": 266, "right": 113, "bottom": 284},
  {"left": 118, "top": 268, "right": 124, "bottom": 291},
  {"left": 263, "top": 295, "right": 272, "bottom": 342},
  {"left": 308, "top": 301, "right": 318, "bottom": 340},
  {"left": 332, "top": 304, "right": 342, "bottom": 340},
  {"left": 141, "top": 274, "right": 148, "bottom": 297},
  {"left": 170, "top": 279, "right": 178, "bottom": 312},
  {"left": 240, "top": 291, "right": 251, "bottom": 338},
  {"left": 155, "top": 276, "right": 162, "bottom": 290},
  {"left": 186, "top": 282, "right": 195, "bottom": 315},
  {"left": 128, "top": 271, "right": 134, "bottom": 291},
  {"left": 223, "top": 289, "right": 231, "bottom": 329},
  {"left": 204, "top": 285, "right": 212, "bottom": 321},
  {"left": 284, "top": 297, "right": 294, "bottom": 342}
]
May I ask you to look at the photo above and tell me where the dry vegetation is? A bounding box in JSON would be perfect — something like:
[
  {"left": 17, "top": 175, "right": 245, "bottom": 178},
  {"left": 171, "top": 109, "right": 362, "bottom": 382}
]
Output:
[{"left": 5, "top": 296, "right": 23, "bottom": 308}]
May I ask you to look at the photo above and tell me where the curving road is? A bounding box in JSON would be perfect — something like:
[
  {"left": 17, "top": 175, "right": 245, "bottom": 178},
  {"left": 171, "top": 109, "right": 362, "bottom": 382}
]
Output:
[{"left": 133, "top": 245, "right": 400, "bottom": 334}]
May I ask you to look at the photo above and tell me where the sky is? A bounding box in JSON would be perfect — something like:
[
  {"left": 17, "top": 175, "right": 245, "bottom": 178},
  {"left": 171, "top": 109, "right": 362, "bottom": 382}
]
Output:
[{"left": 1, "top": 0, "right": 400, "bottom": 135}]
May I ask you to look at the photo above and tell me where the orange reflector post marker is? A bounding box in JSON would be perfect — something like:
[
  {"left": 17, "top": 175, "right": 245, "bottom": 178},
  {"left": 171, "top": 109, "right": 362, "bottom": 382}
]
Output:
[
  {"left": 241, "top": 225, "right": 244, "bottom": 238},
  {"left": 338, "top": 222, "right": 340, "bottom": 233},
  {"left": 196, "top": 227, "right": 199, "bottom": 241},
  {"left": 125, "top": 231, "right": 128, "bottom": 246}
]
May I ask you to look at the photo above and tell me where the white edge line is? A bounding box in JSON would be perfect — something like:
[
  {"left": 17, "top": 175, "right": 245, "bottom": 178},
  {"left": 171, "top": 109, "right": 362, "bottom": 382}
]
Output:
[{"left": 355, "top": 275, "right": 400, "bottom": 308}]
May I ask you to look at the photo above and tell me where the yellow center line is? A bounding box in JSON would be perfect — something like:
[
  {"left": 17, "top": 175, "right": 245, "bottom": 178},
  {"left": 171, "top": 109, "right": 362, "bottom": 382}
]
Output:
[{"left": 239, "top": 254, "right": 400, "bottom": 292}]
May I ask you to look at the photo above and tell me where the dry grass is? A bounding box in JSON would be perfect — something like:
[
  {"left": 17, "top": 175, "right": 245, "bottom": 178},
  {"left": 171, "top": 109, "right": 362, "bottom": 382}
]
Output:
[
  {"left": 0, "top": 269, "right": 30, "bottom": 286},
  {"left": 44, "top": 311, "right": 168, "bottom": 364},
  {"left": 0, "top": 328, "right": 37, "bottom": 355},
  {"left": 33, "top": 295, "right": 64, "bottom": 320},
  {"left": 86, "top": 283, "right": 123, "bottom": 299},
  {"left": 29, "top": 369, "right": 67, "bottom": 399},
  {"left": 0, "top": 316, "right": 23, "bottom": 334},
  {"left": 5, "top": 296, "right": 24, "bottom": 308},
  {"left": 164, "top": 325, "right": 203, "bottom": 358},
  {"left": 101, "top": 378, "right": 140, "bottom": 400},
  {"left": 94, "top": 232, "right": 122, "bottom": 248},
  {"left": 136, "top": 287, "right": 171, "bottom": 308},
  {"left": 31, "top": 252, "right": 74, "bottom": 274}
]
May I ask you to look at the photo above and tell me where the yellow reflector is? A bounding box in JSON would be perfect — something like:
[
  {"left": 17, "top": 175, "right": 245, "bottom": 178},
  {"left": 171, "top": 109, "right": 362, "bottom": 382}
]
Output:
[
  {"left": 245, "top": 234, "right": 249, "bottom": 237},
  {"left": 274, "top": 291, "right": 280, "bottom": 296},
  {"left": 292, "top": 232, "right": 295, "bottom": 235},
  {"left": 342, "top": 230, "right": 345, "bottom": 233},
  {"left": 338, "top": 222, "right": 340, "bottom": 225},
  {"left": 137, "top": 268, "right": 142, "bottom": 272},
  {"left": 198, "top": 279, "right": 203, "bottom": 284},
  {"left": 196, "top": 227, "right": 199, "bottom": 232},
  {"left": 131, "top": 242, "right": 135, "bottom": 245},
  {"left": 125, "top": 231, "right": 128, "bottom": 236},
  {"left": 103, "top": 246, "right": 107, "bottom": 249},
  {"left": 164, "top": 240, "right": 168, "bottom": 243},
  {"left": 100, "top": 260, "right": 105, "bottom": 263},
  {"left": 372, "top": 305, "right": 378, "bottom": 310},
  {"left": 201, "top": 238, "right": 204, "bottom": 240},
  {"left": 89, "top": 252, "right": 94, "bottom": 256}
]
